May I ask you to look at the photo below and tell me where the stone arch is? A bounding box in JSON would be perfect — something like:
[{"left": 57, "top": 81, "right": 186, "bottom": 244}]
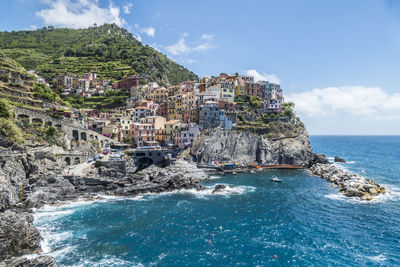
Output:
[
  {"left": 65, "top": 157, "right": 71, "bottom": 166},
  {"left": 17, "top": 114, "right": 30, "bottom": 120},
  {"left": 32, "top": 118, "right": 43, "bottom": 125},
  {"left": 80, "top": 132, "right": 87, "bottom": 141},
  {"left": 100, "top": 140, "right": 104, "bottom": 147},
  {"left": 74, "top": 157, "right": 81, "bottom": 165},
  {"left": 72, "top": 130, "right": 79, "bottom": 141},
  {"left": 89, "top": 134, "right": 94, "bottom": 139}
]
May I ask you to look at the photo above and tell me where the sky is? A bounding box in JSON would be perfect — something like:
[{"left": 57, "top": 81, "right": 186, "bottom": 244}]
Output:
[{"left": 1, "top": 0, "right": 400, "bottom": 135}]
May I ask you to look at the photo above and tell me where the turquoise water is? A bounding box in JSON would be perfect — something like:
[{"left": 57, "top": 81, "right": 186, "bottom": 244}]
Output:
[{"left": 34, "top": 136, "right": 400, "bottom": 266}]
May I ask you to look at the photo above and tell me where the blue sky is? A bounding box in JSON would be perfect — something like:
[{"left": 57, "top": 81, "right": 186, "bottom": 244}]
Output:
[{"left": 1, "top": 0, "right": 400, "bottom": 135}]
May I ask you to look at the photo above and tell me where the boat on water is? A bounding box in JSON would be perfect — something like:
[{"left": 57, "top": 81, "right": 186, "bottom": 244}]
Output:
[
  {"left": 250, "top": 170, "right": 256, "bottom": 174},
  {"left": 271, "top": 176, "right": 283, "bottom": 182}
]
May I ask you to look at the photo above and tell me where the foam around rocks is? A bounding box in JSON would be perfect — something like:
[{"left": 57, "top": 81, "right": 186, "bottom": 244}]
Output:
[{"left": 310, "top": 163, "right": 387, "bottom": 200}]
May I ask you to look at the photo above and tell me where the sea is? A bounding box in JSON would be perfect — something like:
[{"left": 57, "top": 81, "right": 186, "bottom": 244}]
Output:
[{"left": 33, "top": 136, "right": 400, "bottom": 266}]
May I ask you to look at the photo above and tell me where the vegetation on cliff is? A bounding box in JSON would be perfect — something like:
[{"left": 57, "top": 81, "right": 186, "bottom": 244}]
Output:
[
  {"left": 63, "top": 90, "right": 129, "bottom": 111},
  {"left": 235, "top": 95, "right": 303, "bottom": 138},
  {"left": 0, "top": 24, "right": 198, "bottom": 85}
]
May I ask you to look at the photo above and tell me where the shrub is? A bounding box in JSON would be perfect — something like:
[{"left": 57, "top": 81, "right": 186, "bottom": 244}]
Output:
[
  {"left": 0, "top": 118, "right": 24, "bottom": 143},
  {"left": 0, "top": 99, "right": 10, "bottom": 118},
  {"left": 33, "top": 82, "right": 59, "bottom": 102}
]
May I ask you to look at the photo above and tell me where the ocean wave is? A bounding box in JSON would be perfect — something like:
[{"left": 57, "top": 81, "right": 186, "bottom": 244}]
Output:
[
  {"left": 34, "top": 209, "right": 75, "bottom": 221},
  {"left": 77, "top": 256, "right": 143, "bottom": 267},
  {"left": 367, "top": 254, "right": 386, "bottom": 262},
  {"left": 175, "top": 184, "right": 257, "bottom": 198}
]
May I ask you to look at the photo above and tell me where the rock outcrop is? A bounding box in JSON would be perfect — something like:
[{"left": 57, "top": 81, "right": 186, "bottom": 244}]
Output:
[
  {"left": 0, "top": 256, "right": 56, "bottom": 267},
  {"left": 191, "top": 127, "right": 313, "bottom": 166},
  {"left": 0, "top": 210, "right": 42, "bottom": 261},
  {"left": 334, "top": 156, "right": 346, "bottom": 163},
  {"left": 116, "top": 159, "right": 207, "bottom": 195},
  {"left": 310, "top": 163, "right": 386, "bottom": 200}
]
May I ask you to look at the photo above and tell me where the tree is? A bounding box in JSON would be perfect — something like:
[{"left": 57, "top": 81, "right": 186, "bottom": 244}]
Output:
[{"left": 122, "top": 136, "right": 132, "bottom": 144}]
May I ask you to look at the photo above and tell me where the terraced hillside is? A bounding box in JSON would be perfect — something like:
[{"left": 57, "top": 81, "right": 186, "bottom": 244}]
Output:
[
  {"left": 0, "top": 24, "right": 198, "bottom": 86},
  {"left": 0, "top": 51, "right": 65, "bottom": 108},
  {"left": 0, "top": 51, "right": 42, "bottom": 107}
]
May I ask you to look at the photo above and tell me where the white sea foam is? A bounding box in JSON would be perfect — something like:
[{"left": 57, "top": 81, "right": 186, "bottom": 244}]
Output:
[
  {"left": 34, "top": 209, "right": 74, "bottom": 221},
  {"left": 209, "top": 175, "right": 223, "bottom": 179},
  {"left": 175, "top": 184, "right": 257, "bottom": 199},
  {"left": 78, "top": 256, "right": 143, "bottom": 267},
  {"left": 326, "top": 184, "right": 400, "bottom": 204},
  {"left": 367, "top": 254, "right": 386, "bottom": 262}
]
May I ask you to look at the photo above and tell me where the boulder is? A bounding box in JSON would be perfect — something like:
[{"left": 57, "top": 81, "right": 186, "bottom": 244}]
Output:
[
  {"left": 334, "top": 156, "right": 346, "bottom": 163},
  {"left": 212, "top": 184, "right": 228, "bottom": 194}
]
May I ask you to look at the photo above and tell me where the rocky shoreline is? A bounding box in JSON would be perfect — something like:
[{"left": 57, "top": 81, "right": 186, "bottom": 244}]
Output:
[
  {"left": 310, "top": 162, "right": 387, "bottom": 200},
  {"left": 0, "top": 146, "right": 210, "bottom": 266},
  {"left": 0, "top": 133, "right": 389, "bottom": 266}
]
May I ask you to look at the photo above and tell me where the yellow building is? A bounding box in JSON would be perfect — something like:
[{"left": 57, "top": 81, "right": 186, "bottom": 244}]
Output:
[
  {"left": 220, "top": 80, "right": 235, "bottom": 103},
  {"left": 163, "top": 120, "right": 181, "bottom": 143},
  {"left": 140, "top": 116, "right": 166, "bottom": 144}
]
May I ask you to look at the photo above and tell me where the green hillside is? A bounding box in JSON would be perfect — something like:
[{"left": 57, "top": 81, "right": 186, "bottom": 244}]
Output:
[
  {"left": 0, "top": 24, "right": 198, "bottom": 86},
  {"left": 0, "top": 51, "right": 63, "bottom": 108}
]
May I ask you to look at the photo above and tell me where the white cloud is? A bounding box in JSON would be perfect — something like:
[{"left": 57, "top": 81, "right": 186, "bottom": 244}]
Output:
[
  {"left": 141, "top": 26, "right": 155, "bottom": 37},
  {"left": 244, "top": 69, "right": 281, "bottom": 84},
  {"left": 201, "top": 33, "right": 213, "bottom": 40},
  {"left": 133, "top": 34, "right": 142, "bottom": 42},
  {"left": 36, "top": 0, "right": 125, "bottom": 29},
  {"left": 184, "top": 58, "right": 198, "bottom": 64},
  {"left": 123, "top": 3, "right": 133, "bottom": 14},
  {"left": 286, "top": 86, "right": 400, "bottom": 119},
  {"left": 149, "top": 43, "right": 161, "bottom": 52},
  {"left": 165, "top": 33, "right": 215, "bottom": 55},
  {"left": 193, "top": 43, "right": 215, "bottom": 52},
  {"left": 24, "top": 25, "right": 38, "bottom": 30},
  {"left": 165, "top": 36, "right": 191, "bottom": 55}
]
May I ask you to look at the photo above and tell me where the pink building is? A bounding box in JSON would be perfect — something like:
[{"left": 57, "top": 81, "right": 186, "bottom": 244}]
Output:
[
  {"left": 174, "top": 123, "right": 200, "bottom": 149},
  {"left": 130, "top": 123, "right": 155, "bottom": 147}
]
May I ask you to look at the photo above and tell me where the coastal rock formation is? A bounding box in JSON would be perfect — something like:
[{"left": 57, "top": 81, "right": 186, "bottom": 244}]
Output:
[
  {"left": 0, "top": 155, "right": 31, "bottom": 211},
  {"left": 117, "top": 159, "right": 207, "bottom": 195},
  {"left": 0, "top": 256, "right": 57, "bottom": 267},
  {"left": 191, "top": 127, "right": 314, "bottom": 166},
  {"left": 310, "top": 163, "right": 386, "bottom": 200},
  {"left": 212, "top": 184, "right": 229, "bottom": 194},
  {"left": 0, "top": 210, "right": 42, "bottom": 261},
  {"left": 334, "top": 156, "right": 346, "bottom": 163}
]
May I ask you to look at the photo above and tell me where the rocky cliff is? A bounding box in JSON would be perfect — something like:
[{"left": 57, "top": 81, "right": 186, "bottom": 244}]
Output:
[
  {"left": 0, "top": 136, "right": 208, "bottom": 265},
  {"left": 191, "top": 125, "right": 314, "bottom": 166}
]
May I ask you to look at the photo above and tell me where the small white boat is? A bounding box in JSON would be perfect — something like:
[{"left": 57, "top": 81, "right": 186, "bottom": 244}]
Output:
[
  {"left": 250, "top": 170, "right": 255, "bottom": 174},
  {"left": 271, "top": 176, "right": 283, "bottom": 182},
  {"left": 232, "top": 172, "right": 238, "bottom": 175}
]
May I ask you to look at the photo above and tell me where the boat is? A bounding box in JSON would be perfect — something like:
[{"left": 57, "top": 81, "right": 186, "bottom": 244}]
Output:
[
  {"left": 232, "top": 172, "right": 238, "bottom": 175},
  {"left": 271, "top": 176, "right": 283, "bottom": 182},
  {"left": 250, "top": 170, "right": 256, "bottom": 174}
]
